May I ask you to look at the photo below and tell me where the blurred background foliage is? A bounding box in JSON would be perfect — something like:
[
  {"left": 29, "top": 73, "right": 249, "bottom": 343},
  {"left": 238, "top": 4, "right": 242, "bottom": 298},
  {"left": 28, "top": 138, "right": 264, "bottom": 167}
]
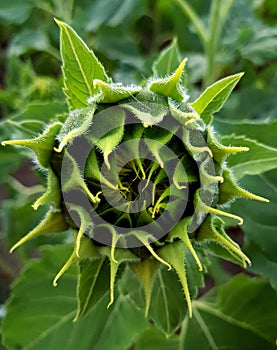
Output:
[{"left": 0, "top": 0, "right": 277, "bottom": 348}]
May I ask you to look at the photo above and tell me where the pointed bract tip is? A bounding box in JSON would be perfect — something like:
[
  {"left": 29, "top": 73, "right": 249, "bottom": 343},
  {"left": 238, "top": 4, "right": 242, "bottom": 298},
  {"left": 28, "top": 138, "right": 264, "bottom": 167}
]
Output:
[
  {"left": 32, "top": 203, "right": 39, "bottom": 211},
  {"left": 54, "top": 145, "right": 63, "bottom": 153},
  {"left": 107, "top": 298, "right": 114, "bottom": 310},
  {"left": 177, "top": 57, "right": 188, "bottom": 74},
  {"left": 188, "top": 304, "right": 193, "bottom": 318},
  {"left": 104, "top": 153, "right": 111, "bottom": 170},
  {"left": 53, "top": 278, "right": 58, "bottom": 287},
  {"left": 93, "top": 79, "right": 104, "bottom": 88},
  {"left": 9, "top": 246, "right": 16, "bottom": 254},
  {"left": 54, "top": 18, "right": 64, "bottom": 27}
]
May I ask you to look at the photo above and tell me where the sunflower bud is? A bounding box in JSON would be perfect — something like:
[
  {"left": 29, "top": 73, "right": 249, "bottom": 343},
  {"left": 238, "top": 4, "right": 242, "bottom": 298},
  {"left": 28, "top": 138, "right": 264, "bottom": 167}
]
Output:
[{"left": 2, "top": 21, "right": 268, "bottom": 320}]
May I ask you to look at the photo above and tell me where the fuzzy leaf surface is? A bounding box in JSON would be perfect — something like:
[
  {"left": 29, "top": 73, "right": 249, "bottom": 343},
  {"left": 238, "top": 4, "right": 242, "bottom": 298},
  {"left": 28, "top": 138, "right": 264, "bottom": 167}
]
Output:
[
  {"left": 56, "top": 20, "right": 109, "bottom": 110},
  {"left": 190, "top": 73, "right": 243, "bottom": 124}
]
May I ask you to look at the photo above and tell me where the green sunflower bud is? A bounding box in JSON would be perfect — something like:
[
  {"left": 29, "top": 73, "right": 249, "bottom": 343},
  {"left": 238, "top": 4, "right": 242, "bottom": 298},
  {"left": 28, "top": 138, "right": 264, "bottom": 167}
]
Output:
[{"left": 1, "top": 20, "right": 269, "bottom": 321}]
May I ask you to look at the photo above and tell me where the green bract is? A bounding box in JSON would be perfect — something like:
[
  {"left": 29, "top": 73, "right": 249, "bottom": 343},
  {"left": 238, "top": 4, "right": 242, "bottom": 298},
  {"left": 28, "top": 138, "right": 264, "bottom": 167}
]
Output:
[{"left": 1, "top": 20, "right": 268, "bottom": 320}]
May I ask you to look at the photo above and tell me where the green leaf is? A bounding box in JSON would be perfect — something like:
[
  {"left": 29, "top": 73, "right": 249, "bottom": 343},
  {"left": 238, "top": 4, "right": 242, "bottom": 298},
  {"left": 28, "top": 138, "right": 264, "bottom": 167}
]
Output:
[
  {"left": 218, "top": 168, "right": 268, "bottom": 205},
  {"left": 135, "top": 325, "right": 179, "bottom": 350},
  {"left": 75, "top": 257, "right": 110, "bottom": 320},
  {"left": 190, "top": 73, "right": 244, "bottom": 124},
  {"left": 56, "top": 19, "right": 110, "bottom": 110},
  {"left": 0, "top": 101, "right": 67, "bottom": 139},
  {"left": 182, "top": 275, "right": 277, "bottom": 349},
  {"left": 2, "top": 245, "right": 147, "bottom": 350},
  {"left": 221, "top": 135, "right": 277, "bottom": 179},
  {"left": 1, "top": 245, "right": 78, "bottom": 349},
  {"left": 0, "top": 0, "right": 33, "bottom": 24},
  {"left": 240, "top": 27, "right": 277, "bottom": 65},
  {"left": 228, "top": 170, "right": 277, "bottom": 291},
  {"left": 148, "top": 267, "right": 187, "bottom": 336},
  {"left": 8, "top": 29, "right": 56, "bottom": 57},
  {"left": 213, "top": 118, "right": 277, "bottom": 148},
  {"left": 80, "top": 0, "right": 142, "bottom": 31},
  {"left": 26, "top": 293, "right": 147, "bottom": 350},
  {"left": 93, "top": 25, "right": 143, "bottom": 68},
  {"left": 152, "top": 38, "right": 182, "bottom": 76}
]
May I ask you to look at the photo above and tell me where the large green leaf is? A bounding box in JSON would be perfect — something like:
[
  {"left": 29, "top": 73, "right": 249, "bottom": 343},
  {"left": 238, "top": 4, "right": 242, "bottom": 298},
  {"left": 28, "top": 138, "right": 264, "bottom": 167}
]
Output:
[
  {"left": 1, "top": 245, "right": 78, "bottom": 348},
  {"left": 190, "top": 73, "right": 243, "bottom": 124},
  {"left": 135, "top": 325, "right": 179, "bottom": 350},
  {"left": 181, "top": 275, "right": 277, "bottom": 349},
  {"left": 148, "top": 266, "right": 188, "bottom": 336},
  {"left": 56, "top": 20, "right": 110, "bottom": 110},
  {"left": 1, "top": 245, "right": 148, "bottom": 350},
  {"left": 214, "top": 118, "right": 277, "bottom": 148},
  {"left": 221, "top": 135, "right": 277, "bottom": 179},
  {"left": 229, "top": 170, "right": 277, "bottom": 290},
  {"left": 240, "top": 27, "right": 277, "bottom": 65},
  {"left": 75, "top": 257, "right": 110, "bottom": 320},
  {"left": 93, "top": 26, "right": 143, "bottom": 69},
  {"left": 79, "top": 0, "right": 142, "bottom": 31},
  {"left": 8, "top": 29, "right": 57, "bottom": 58},
  {"left": 27, "top": 293, "right": 147, "bottom": 350}
]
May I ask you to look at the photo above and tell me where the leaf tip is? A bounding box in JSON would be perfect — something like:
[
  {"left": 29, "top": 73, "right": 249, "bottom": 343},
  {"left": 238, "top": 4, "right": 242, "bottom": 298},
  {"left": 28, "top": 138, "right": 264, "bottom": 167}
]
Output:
[{"left": 54, "top": 18, "right": 65, "bottom": 28}]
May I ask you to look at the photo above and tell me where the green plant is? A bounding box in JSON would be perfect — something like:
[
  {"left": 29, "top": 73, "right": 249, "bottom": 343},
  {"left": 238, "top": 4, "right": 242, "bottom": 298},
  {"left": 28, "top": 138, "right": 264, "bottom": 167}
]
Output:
[
  {"left": 1, "top": 1, "right": 277, "bottom": 349},
  {"left": 1, "top": 19, "right": 277, "bottom": 350}
]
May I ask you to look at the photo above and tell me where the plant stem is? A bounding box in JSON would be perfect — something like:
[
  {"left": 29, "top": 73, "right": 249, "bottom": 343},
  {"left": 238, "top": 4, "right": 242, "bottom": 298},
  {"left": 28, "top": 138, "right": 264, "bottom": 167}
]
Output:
[
  {"left": 176, "top": 0, "right": 235, "bottom": 87},
  {"left": 175, "top": 0, "right": 208, "bottom": 47},
  {"left": 221, "top": 0, "right": 235, "bottom": 19},
  {"left": 204, "top": 0, "right": 222, "bottom": 87}
]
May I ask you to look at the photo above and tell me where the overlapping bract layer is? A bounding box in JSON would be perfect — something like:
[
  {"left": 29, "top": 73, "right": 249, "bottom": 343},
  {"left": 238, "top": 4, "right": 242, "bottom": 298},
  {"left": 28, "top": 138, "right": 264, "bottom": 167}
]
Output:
[{"left": 1, "top": 22, "right": 268, "bottom": 319}]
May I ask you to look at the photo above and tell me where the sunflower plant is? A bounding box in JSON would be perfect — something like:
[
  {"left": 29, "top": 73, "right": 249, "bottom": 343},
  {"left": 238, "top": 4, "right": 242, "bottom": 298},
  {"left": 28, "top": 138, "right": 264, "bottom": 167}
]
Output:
[{"left": 1, "top": 20, "right": 277, "bottom": 350}]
